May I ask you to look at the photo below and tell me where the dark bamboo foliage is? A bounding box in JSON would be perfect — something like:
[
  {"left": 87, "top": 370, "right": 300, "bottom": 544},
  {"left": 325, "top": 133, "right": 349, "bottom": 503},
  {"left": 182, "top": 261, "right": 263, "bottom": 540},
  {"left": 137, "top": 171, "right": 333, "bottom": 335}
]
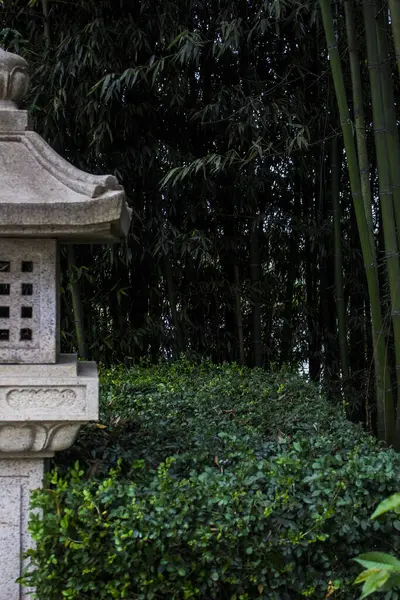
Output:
[{"left": 0, "top": 0, "right": 393, "bottom": 435}]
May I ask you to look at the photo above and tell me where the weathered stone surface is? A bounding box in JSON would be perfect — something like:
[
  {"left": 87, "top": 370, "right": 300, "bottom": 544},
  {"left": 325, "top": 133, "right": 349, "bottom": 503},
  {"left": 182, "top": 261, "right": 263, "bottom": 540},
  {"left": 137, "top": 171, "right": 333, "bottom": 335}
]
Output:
[
  {"left": 1, "top": 353, "right": 78, "bottom": 377},
  {"left": 0, "top": 238, "right": 57, "bottom": 364},
  {"left": 0, "top": 458, "right": 45, "bottom": 600},
  {"left": 0, "top": 422, "right": 82, "bottom": 454},
  {"left": 0, "top": 109, "right": 29, "bottom": 131},
  {"left": 0, "top": 46, "right": 131, "bottom": 243},
  {"left": 0, "top": 132, "right": 131, "bottom": 242},
  {"left": 0, "top": 47, "right": 29, "bottom": 109},
  {"left": 0, "top": 359, "right": 98, "bottom": 423}
]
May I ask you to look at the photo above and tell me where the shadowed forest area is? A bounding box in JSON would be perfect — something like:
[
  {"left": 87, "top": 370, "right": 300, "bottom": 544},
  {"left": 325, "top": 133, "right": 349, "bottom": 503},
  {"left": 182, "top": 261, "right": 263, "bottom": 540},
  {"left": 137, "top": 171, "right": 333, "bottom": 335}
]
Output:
[{"left": 3, "top": 0, "right": 400, "bottom": 442}]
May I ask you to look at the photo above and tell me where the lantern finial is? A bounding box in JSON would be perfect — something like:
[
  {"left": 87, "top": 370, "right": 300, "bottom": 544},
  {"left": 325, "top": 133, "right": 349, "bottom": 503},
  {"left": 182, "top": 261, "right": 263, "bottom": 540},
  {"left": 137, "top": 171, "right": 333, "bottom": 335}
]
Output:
[{"left": 0, "top": 47, "right": 29, "bottom": 109}]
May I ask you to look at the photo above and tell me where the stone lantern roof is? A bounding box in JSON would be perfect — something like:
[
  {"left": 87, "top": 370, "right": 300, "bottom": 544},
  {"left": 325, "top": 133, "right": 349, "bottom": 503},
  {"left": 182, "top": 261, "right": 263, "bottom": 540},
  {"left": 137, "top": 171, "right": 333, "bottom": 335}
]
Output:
[{"left": 0, "top": 48, "right": 131, "bottom": 242}]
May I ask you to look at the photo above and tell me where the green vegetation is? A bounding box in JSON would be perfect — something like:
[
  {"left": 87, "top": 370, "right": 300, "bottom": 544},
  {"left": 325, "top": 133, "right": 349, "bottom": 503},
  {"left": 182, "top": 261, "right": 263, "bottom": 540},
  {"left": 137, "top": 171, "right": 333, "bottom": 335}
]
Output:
[
  {"left": 3, "top": 0, "right": 400, "bottom": 438},
  {"left": 22, "top": 362, "right": 400, "bottom": 599}
]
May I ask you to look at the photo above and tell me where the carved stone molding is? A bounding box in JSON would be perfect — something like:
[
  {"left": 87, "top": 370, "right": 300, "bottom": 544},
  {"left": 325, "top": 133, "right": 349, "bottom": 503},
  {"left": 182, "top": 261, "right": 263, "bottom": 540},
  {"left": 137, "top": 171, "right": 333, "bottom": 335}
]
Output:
[
  {"left": 6, "top": 388, "right": 77, "bottom": 410},
  {"left": 0, "top": 359, "right": 98, "bottom": 421},
  {"left": 0, "top": 421, "right": 82, "bottom": 453}
]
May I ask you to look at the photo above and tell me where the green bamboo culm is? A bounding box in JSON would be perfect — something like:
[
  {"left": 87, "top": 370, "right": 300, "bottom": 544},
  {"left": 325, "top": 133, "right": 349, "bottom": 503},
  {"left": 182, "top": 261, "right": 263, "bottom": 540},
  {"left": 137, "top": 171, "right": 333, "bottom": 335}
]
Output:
[
  {"left": 344, "top": 0, "right": 374, "bottom": 237},
  {"left": 331, "top": 136, "right": 350, "bottom": 394},
  {"left": 67, "top": 245, "right": 88, "bottom": 360},
  {"left": 363, "top": 0, "right": 400, "bottom": 444},
  {"left": 375, "top": 2, "right": 400, "bottom": 248},
  {"left": 388, "top": 0, "right": 400, "bottom": 74},
  {"left": 319, "top": 0, "right": 395, "bottom": 444}
]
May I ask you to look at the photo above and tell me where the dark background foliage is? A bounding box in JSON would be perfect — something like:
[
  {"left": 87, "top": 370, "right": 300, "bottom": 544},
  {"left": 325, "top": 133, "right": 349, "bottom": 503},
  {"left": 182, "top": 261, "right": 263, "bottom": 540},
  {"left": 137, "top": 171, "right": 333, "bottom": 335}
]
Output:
[{"left": 0, "top": 0, "right": 389, "bottom": 427}]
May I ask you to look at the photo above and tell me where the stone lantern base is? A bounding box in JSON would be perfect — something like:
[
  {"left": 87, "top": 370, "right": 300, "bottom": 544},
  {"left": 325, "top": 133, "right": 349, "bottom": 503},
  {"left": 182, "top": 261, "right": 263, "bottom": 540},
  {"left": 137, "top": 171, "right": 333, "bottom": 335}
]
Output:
[
  {"left": 0, "top": 457, "right": 47, "bottom": 599},
  {"left": 0, "top": 354, "right": 98, "bottom": 599},
  {"left": 0, "top": 355, "right": 98, "bottom": 452}
]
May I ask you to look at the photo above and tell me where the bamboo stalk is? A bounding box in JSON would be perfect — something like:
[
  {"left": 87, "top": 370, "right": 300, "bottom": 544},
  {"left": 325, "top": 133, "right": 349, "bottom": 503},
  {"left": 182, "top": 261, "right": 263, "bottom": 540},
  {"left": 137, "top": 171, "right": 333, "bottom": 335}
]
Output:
[
  {"left": 363, "top": 0, "right": 400, "bottom": 444},
  {"left": 41, "top": 0, "right": 51, "bottom": 46},
  {"left": 250, "top": 224, "right": 263, "bottom": 367},
  {"left": 163, "top": 255, "right": 184, "bottom": 356},
  {"left": 331, "top": 136, "right": 350, "bottom": 386},
  {"left": 67, "top": 245, "right": 88, "bottom": 360},
  {"left": 281, "top": 188, "right": 300, "bottom": 366},
  {"left": 388, "top": 0, "right": 400, "bottom": 74},
  {"left": 344, "top": 0, "right": 374, "bottom": 236},
  {"left": 375, "top": 3, "right": 400, "bottom": 246},
  {"left": 320, "top": 0, "right": 395, "bottom": 444},
  {"left": 234, "top": 264, "right": 245, "bottom": 365}
]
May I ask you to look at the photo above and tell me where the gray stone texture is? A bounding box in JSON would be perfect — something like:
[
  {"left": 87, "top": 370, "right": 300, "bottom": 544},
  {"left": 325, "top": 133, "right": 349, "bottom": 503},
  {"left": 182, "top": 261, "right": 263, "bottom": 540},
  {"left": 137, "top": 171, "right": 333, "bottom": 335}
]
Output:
[
  {"left": 0, "top": 458, "right": 45, "bottom": 600},
  {"left": 0, "top": 132, "right": 131, "bottom": 242},
  {"left": 0, "top": 109, "right": 29, "bottom": 131},
  {"left": 0, "top": 358, "right": 98, "bottom": 453},
  {"left": 0, "top": 238, "right": 57, "bottom": 364},
  {"left": 0, "top": 48, "right": 131, "bottom": 242},
  {"left": 0, "top": 47, "right": 29, "bottom": 109},
  {"left": 2, "top": 353, "right": 79, "bottom": 377},
  {"left": 0, "top": 360, "right": 98, "bottom": 421}
]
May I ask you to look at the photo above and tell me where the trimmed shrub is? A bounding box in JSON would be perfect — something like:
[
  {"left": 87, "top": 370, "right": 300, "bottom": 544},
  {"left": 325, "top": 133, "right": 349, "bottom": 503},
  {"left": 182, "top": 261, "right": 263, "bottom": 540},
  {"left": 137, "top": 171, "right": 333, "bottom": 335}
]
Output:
[
  {"left": 22, "top": 361, "right": 400, "bottom": 599},
  {"left": 61, "top": 360, "right": 363, "bottom": 474}
]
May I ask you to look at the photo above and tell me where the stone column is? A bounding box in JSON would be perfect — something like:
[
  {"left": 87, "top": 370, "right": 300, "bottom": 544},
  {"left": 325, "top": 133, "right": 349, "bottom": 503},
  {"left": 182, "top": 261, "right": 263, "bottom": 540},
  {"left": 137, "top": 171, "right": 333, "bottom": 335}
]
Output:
[{"left": 0, "top": 457, "right": 47, "bottom": 599}]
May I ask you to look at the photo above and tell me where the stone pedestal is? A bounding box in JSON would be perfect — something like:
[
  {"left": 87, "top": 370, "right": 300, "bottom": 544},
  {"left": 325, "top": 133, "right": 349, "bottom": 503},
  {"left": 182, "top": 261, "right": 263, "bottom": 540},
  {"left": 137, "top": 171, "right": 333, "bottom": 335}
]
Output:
[
  {"left": 0, "top": 354, "right": 99, "bottom": 599},
  {"left": 0, "top": 355, "right": 99, "bottom": 447},
  {"left": 0, "top": 457, "right": 47, "bottom": 600}
]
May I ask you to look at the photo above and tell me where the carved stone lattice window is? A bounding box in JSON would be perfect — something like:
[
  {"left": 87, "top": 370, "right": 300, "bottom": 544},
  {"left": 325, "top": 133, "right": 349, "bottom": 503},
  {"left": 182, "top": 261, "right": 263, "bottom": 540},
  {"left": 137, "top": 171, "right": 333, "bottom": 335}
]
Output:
[
  {"left": 0, "top": 257, "right": 36, "bottom": 348},
  {"left": 0, "top": 239, "right": 57, "bottom": 363}
]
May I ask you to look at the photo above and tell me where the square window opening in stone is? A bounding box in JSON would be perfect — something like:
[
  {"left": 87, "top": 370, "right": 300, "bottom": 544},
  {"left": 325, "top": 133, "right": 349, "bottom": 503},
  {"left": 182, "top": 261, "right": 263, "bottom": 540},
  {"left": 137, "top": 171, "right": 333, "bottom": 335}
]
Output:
[
  {"left": 0, "top": 261, "right": 10, "bottom": 272},
  {"left": 0, "top": 284, "right": 10, "bottom": 295},
  {"left": 20, "top": 328, "right": 32, "bottom": 341},
  {"left": 21, "top": 261, "right": 33, "bottom": 273},
  {"left": 0, "top": 307, "right": 10, "bottom": 318},
  {"left": 0, "top": 329, "right": 9, "bottom": 341},
  {"left": 21, "top": 283, "right": 33, "bottom": 296},
  {"left": 21, "top": 306, "right": 32, "bottom": 319}
]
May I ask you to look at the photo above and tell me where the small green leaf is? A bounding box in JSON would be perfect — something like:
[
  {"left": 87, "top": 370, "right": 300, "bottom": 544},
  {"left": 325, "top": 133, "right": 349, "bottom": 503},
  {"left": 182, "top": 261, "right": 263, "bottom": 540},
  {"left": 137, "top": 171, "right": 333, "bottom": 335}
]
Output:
[
  {"left": 371, "top": 494, "right": 400, "bottom": 519},
  {"left": 360, "top": 570, "right": 390, "bottom": 598},
  {"left": 354, "top": 568, "right": 380, "bottom": 584},
  {"left": 354, "top": 552, "right": 400, "bottom": 571}
]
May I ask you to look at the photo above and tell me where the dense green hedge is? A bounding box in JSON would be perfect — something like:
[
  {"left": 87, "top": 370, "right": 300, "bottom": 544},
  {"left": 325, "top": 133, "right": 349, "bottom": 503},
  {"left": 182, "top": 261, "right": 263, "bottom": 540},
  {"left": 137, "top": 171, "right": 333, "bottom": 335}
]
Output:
[{"left": 23, "top": 361, "right": 400, "bottom": 599}]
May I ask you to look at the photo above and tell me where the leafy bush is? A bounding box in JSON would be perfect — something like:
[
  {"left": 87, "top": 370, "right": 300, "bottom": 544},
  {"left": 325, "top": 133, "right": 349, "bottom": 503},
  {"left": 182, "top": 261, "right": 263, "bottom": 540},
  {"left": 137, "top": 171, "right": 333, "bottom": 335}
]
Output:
[
  {"left": 354, "top": 494, "right": 400, "bottom": 598},
  {"left": 61, "top": 360, "right": 360, "bottom": 474},
  {"left": 22, "top": 361, "right": 400, "bottom": 599}
]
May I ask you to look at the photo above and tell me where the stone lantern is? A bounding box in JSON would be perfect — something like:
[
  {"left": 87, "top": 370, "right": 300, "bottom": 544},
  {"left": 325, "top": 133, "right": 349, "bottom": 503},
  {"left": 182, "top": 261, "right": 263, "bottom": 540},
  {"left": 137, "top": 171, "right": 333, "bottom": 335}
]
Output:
[{"left": 0, "top": 48, "right": 131, "bottom": 599}]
